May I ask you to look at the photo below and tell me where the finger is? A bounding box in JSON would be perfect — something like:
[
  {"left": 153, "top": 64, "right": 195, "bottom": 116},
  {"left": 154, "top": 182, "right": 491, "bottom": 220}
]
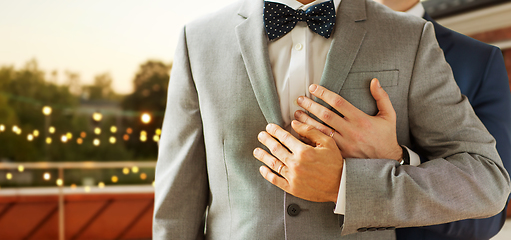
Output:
[
  {"left": 253, "top": 148, "right": 288, "bottom": 178},
  {"left": 296, "top": 96, "right": 347, "bottom": 134},
  {"left": 370, "top": 78, "right": 396, "bottom": 120},
  {"left": 265, "top": 123, "right": 305, "bottom": 153},
  {"left": 308, "top": 84, "right": 363, "bottom": 120},
  {"left": 294, "top": 110, "right": 340, "bottom": 137},
  {"left": 291, "top": 120, "right": 336, "bottom": 148},
  {"left": 259, "top": 165, "right": 290, "bottom": 191},
  {"left": 257, "top": 131, "right": 291, "bottom": 163}
]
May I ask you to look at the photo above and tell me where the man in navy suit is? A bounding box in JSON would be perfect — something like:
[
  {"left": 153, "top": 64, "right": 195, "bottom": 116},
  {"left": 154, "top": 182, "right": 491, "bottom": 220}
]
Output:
[{"left": 374, "top": 0, "right": 511, "bottom": 239}]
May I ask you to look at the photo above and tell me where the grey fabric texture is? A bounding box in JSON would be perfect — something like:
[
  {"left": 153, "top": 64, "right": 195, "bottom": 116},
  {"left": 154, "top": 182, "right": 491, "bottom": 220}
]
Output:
[{"left": 153, "top": 0, "right": 511, "bottom": 239}]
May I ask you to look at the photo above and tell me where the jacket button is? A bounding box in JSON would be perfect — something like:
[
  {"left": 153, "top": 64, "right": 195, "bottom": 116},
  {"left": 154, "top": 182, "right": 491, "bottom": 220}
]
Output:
[
  {"left": 287, "top": 203, "right": 301, "bottom": 216},
  {"left": 357, "top": 228, "right": 368, "bottom": 232}
]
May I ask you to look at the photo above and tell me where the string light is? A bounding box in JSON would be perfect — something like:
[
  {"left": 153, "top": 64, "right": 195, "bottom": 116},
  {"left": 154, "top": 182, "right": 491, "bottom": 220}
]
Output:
[
  {"left": 110, "top": 126, "right": 117, "bottom": 133},
  {"left": 43, "top": 172, "right": 51, "bottom": 180},
  {"left": 46, "top": 137, "right": 52, "bottom": 144},
  {"left": 153, "top": 135, "right": 160, "bottom": 142},
  {"left": 80, "top": 131, "right": 86, "bottom": 138},
  {"left": 77, "top": 138, "right": 83, "bottom": 144},
  {"left": 122, "top": 167, "right": 130, "bottom": 175},
  {"left": 126, "top": 128, "right": 133, "bottom": 134},
  {"left": 141, "top": 113, "right": 151, "bottom": 124},
  {"left": 94, "top": 127, "right": 101, "bottom": 135},
  {"left": 27, "top": 134, "right": 34, "bottom": 141},
  {"left": 140, "top": 130, "right": 147, "bottom": 142},
  {"left": 93, "top": 138, "right": 100, "bottom": 146},
  {"left": 156, "top": 128, "right": 162, "bottom": 135},
  {"left": 70, "top": 184, "right": 77, "bottom": 189},
  {"left": 18, "top": 165, "right": 24, "bottom": 172},
  {"left": 33, "top": 129, "right": 39, "bottom": 137},
  {"left": 49, "top": 126, "right": 55, "bottom": 134},
  {"left": 92, "top": 112, "right": 103, "bottom": 122},
  {"left": 109, "top": 136, "right": 116, "bottom": 144},
  {"left": 66, "top": 132, "right": 72, "bottom": 139},
  {"left": 111, "top": 175, "right": 118, "bottom": 183},
  {"left": 84, "top": 186, "right": 91, "bottom": 193},
  {"left": 0, "top": 124, "right": 5, "bottom": 132},
  {"left": 6, "top": 173, "right": 12, "bottom": 180},
  {"left": 98, "top": 182, "right": 105, "bottom": 188},
  {"left": 152, "top": 181, "right": 155, "bottom": 187},
  {"left": 56, "top": 179, "right": 63, "bottom": 186},
  {"left": 140, "top": 173, "right": 147, "bottom": 180},
  {"left": 132, "top": 166, "right": 139, "bottom": 173},
  {"left": 42, "top": 106, "right": 52, "bottom": 115},
  {"left": 61, "top": 135, "right": 68, "bottom": 143},
  {"left": 123, "top": 134, "right": 129, "bottom": 141}
]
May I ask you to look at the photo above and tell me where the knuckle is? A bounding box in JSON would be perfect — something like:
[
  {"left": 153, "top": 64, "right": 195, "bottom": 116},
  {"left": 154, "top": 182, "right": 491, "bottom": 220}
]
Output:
[
  {"left": 270, "top": 144, "right": 279, "bottom": 154},
  {"left": 321, "top": 110, "right": 333, "bottom": 121},
  {"left": 333, "top": 96, "right": 344, "bottom": 108}
]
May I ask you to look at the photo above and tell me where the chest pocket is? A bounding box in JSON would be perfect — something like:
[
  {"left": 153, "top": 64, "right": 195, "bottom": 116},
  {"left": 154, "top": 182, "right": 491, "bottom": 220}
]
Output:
[{"left": 339, "top": 70, "right": 399, "bottom": 116}]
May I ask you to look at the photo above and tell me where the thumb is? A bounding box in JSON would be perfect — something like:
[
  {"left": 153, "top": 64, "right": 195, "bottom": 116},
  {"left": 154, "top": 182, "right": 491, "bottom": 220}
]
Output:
[{"left": 370, "top": 78, "right": 396, "bottom": 120}]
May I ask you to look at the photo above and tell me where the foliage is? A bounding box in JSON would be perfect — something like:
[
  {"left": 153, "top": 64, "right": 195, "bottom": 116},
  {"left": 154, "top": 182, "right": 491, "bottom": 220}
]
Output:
[{"left": 0, "top": 59, "right": 172, "bottom": 162}]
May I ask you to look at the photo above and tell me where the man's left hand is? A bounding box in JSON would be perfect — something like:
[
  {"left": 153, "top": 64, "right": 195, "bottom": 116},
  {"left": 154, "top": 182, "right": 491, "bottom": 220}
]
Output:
[{"left": 253, "top": 121, "right": 343, "bottom": 203}]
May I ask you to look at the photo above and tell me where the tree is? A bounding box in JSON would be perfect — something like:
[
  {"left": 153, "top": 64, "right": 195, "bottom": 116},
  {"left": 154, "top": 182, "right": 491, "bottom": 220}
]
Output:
[{"left": 122, "top": 60, "right": 171, "bottom": 159}]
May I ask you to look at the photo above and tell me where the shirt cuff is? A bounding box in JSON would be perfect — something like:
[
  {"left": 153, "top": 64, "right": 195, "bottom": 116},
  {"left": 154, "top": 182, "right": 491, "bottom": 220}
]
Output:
[
  {"left": 403, "top": 145, "right": 420, "bottom": 166},
  {"left": 334, "top": 160, "right": 346, "bottom": 214}
]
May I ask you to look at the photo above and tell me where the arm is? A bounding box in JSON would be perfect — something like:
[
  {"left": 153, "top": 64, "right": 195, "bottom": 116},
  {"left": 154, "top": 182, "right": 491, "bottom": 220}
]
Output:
[
  {"left": 341, "top": 22, "right": 509, "bottom": 234},
  {"left": 291, "top": 22, "right": 509, "bottom": 235},
  {"left": 416, "top": 46, "right": 511, "bottom": 240},
  {"left": 153, "top": 27, "right": 209, "bottom": 239}
]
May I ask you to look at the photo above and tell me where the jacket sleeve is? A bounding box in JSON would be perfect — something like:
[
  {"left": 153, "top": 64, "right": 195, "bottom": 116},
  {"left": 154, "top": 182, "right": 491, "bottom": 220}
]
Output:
[
  {"left": 153, "top": 26, "right": 209, "bottom": 240},
  {"left": 341, "top": 22, "right": 511, "bottom": 236},
  {"left": 415, "top": 45, "right": 511, "bottom": 240}
]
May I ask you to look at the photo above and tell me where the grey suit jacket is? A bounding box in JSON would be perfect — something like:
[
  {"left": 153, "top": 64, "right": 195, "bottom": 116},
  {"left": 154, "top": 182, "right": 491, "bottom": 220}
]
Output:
[{"left": 153, "top": 0, "right": 511, "bottom": 239}]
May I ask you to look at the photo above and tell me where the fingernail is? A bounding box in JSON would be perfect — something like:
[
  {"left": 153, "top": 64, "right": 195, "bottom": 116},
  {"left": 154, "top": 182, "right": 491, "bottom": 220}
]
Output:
[
  {"left": 253, "top": 148, "right": 260, "bottom": 156},
  {"left": 291, "top": 120, "right": 301, "bottom": 125},
  {"left": 266, "top": 124, "right": 273, "bottom": 131},
  {"left": 258, "top": 131, "right": 265, "bottom": 139},
  {"left": 373, "top": 78, "right": 381, "bottom": 88},
  {"left": 294, "top": 110, "right": 302, "bottom": 118},
  {"left": 297, "top": 96, "right": 304, "bottom": 104},
  {"left": 309, "top": 84, "right": 317, "bottom": 92}
]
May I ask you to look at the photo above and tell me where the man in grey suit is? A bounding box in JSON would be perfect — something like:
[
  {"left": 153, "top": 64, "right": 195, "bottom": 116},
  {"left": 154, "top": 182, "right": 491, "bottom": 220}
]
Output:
[{"left": 153, "top": 0, "right": 511, "bottom": 239}]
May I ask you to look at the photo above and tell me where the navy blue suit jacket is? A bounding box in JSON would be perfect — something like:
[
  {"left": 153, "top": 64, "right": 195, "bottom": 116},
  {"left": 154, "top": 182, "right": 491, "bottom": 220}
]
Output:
[{"left": 396, "top": 13, "right": 511, "bottom": 240}]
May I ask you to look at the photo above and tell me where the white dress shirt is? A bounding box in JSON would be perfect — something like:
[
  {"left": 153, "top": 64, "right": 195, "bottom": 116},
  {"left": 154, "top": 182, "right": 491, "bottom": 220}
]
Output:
[{"left": 266, "top": 0, "right": 419, "bottom": 215}]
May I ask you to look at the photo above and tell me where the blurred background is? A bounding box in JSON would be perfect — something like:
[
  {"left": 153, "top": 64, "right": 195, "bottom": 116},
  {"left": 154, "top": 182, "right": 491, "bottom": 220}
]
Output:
[{"left": 0, "top": 0, "right": 510, "bottom": 239}]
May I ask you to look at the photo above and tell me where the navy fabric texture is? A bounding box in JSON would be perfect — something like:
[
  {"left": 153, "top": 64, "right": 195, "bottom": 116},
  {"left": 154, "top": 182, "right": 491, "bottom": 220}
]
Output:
[
  {"left": 396, "top": 13, "right": 511, "bottom": 240},
  {"left": 263, "top": 0, "right": 336, "bottom": 41}
]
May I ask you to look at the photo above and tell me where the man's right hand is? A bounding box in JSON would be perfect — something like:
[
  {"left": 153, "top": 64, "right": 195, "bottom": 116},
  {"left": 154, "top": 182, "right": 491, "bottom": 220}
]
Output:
[{"left": 294, "top": 78, "right": 402, "bottom": 161}]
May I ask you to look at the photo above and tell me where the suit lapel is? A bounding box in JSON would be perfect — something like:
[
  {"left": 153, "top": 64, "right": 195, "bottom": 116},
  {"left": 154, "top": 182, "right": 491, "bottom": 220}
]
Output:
[
  {"left": 317, "top": 0, "right": 367, "bottom": 107},
  {"left": 236, "top": 0, "right": 285, "bottom": 126}
]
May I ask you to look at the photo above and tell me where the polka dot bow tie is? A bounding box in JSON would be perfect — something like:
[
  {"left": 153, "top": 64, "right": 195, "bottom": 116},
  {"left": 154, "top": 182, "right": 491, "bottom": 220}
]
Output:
[{"left": 263, "top": 0, "right": 336, "bottom": 41}]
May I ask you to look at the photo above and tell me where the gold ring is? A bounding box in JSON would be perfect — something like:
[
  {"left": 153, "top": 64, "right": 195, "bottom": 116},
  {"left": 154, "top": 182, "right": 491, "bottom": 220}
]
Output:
[{"left": 277, "top": 164, "right": 284, "bottom": 175}]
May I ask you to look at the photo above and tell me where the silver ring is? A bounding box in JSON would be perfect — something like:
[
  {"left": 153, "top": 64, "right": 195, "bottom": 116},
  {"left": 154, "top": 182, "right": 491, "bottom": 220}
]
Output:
[{"left": 277, "top": 164, "right": 284, "bottom": 175}]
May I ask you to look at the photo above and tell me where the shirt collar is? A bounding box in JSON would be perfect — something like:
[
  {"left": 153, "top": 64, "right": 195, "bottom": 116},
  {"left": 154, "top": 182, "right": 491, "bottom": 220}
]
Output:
[
  {"left": 405, "top": 2, "right": 425, "bottom": 18},
  {"left": 265, "top": 0, "right": 341, "bottom": 13}
]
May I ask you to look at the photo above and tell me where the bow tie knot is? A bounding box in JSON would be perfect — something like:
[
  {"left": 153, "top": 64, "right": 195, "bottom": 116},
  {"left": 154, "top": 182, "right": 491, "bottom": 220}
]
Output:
[{"left": 264, "top": 0, "right": 336, "bottom": 41}]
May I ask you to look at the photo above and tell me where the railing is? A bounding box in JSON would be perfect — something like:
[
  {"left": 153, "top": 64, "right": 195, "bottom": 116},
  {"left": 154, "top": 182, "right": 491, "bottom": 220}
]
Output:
[{"left": 0, "top": 161, "right": 156, "bottom": 240}]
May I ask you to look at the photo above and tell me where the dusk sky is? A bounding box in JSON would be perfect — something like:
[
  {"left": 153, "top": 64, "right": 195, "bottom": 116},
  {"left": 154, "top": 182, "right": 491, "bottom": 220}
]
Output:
[{"left": 0, "top": 0, "right": 237, "bottom": 94}]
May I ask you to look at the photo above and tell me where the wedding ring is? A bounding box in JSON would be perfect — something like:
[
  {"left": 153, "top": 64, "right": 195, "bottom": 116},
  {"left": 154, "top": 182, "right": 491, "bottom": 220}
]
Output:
[
  {"left": 277, "top": 164, "right": 284, "bottom": 175},
  {"left": 329, "top": 130, "right": 335, "bottom": 138}
]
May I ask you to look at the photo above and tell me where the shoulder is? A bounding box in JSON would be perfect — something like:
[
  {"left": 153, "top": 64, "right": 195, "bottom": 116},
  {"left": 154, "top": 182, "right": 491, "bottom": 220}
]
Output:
[
  {"left": 184, "top": 0, "right": 244, "bottom": 35},
  {"left": 363, "top": 0, "right": 429, "bottom": 39},
  {"left": 432, "top": 20, "right": 498, "bottom": 55}
]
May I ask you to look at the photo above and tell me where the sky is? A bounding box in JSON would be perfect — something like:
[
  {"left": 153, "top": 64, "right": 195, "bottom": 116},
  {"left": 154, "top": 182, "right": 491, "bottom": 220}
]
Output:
[{"left": 0, "top": 0, "right": 238, "bottom": 94}]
